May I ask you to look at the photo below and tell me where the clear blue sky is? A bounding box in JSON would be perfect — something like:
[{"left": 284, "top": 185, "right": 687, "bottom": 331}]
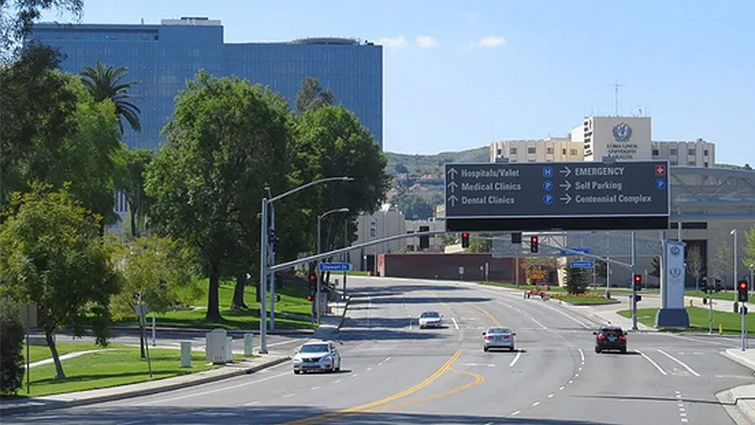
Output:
[{"left": 42, "top": 1, "right": 754, "bottom": 165}]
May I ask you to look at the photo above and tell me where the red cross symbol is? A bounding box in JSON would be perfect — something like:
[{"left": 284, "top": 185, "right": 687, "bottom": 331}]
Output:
[{"left": 655, "top": 164, "right": 666, "bottom": 176}]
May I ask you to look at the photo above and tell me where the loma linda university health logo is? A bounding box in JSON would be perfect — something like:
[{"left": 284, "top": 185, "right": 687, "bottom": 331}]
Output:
[{"left": 612, "top": 122, "right": 632, "bottom": 142}]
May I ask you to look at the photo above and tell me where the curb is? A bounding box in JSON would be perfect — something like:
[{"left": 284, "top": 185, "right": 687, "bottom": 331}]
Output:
[
  {"left": 108, "top": 327, "right": 315, "bottom": 336},
  {"left": 0, "top": 356, "right": 290, "bottom": 416}
]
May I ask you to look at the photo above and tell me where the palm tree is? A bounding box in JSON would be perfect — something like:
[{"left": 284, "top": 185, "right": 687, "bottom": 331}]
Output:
[{"left": 81, "top": 62, "right": 142, "bottom": 133}]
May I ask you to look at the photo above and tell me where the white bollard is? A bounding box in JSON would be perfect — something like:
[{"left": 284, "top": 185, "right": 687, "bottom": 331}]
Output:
[
  {"left": 244, "top": 333, "right": 254, "bottom": 357},
  {"left": 180, "top": 341, "right": 192, "bottom": 368}
]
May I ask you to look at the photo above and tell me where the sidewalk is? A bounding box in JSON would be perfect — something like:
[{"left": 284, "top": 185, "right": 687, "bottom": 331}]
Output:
[
  {"left": 0, "top": 354, "right": 290, "bottom": 416},
  {"left": 717, "top": 349, "right": 755, "bottom": 425}
]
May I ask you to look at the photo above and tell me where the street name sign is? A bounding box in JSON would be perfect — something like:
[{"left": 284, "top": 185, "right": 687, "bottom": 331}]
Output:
[
  {"left": 445, "top": 161, "right": 669, "bottom": 231},
  {"left": 561, "top": 248, "right": 590, "bottom": 256},
  {"left": 319, "top": 262, "right": 352, "bottom": 272},
  {"left": 570, "top": 260, "right": 595, "bottom": 269}
]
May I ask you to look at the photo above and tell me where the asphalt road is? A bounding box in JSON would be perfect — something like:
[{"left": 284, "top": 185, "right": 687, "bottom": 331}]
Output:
[{"left": 7, "top": 276, "right": 754, "bottom": 424}]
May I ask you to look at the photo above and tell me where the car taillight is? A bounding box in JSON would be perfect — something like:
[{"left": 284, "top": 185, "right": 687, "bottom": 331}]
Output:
[
  {"left": 597, "top": 334, "right": 605, "bottom": 340},
  {"left": 485, "top": 335, "right": 492, "bottom": 340},
  {"left": 619, "top": 335, "right": 627, "bottom": 341}
]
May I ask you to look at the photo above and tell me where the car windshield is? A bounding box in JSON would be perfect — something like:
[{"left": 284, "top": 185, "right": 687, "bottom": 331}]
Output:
[
  {"left": 601, "top": 328, "right": 623, "bottom": 336},
  {"left": 420, "top": 312, "right": 440, "bottom": 318},
  {"left": 299, "top": 344, "right": 329, "bottom": 353},
  {"left": 488, "top": 327, "right": 511, "bottom": 334}
]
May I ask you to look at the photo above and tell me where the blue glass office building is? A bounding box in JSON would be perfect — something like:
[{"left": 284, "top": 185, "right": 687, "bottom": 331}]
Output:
[{"left": 29, "top": 17, "right": 382, "bottom": 150}]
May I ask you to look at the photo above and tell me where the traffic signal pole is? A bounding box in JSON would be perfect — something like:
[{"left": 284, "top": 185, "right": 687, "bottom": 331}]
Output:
[{"left": 259, "top": 197, "right": 268, "bottom": 354}]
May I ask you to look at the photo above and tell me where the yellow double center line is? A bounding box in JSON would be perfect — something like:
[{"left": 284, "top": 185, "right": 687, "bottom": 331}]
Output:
[
  {"left": 281, "top": 349, "right": 481, "bottom": 424},
  {"left": 471, "top": 304, "right": 502, "bottom": 327}
]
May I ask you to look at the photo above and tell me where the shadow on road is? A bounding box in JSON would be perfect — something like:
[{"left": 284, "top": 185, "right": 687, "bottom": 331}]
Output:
[{"left": 4, "top": 406, "right": 618, "bottom": 425}]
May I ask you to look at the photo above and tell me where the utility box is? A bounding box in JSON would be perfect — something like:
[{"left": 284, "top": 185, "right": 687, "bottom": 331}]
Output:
[
  {"left": 180, "top": 341, "right": 192, "bottom": 368},
  {"left": 226, "top": 336, "right": 233, "bottom": 363},
  {"left": 205, "top": 329, "right": 228, "bottom": 364},
  {"left": 244, "top": 334, "right": 254, "bottom": 357}
]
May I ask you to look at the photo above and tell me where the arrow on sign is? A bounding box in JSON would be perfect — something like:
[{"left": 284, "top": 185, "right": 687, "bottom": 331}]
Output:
[
  {"left": 447, "top": 168, "right": 458, "bottom": 180},
  {"left": 448, "top": 181, "right": 458, "bottom": 193},
  {"left": 559, "top": 193, "right": 572, "bottom": 204},
  {"left": 559, "top": 180, "right": 571, "bottom": 191},
  {"left": 559, "top": 166, "right": 572, "bottom": 178},
  {"left": 448, "top": 195, "right": 458, "bottom": 207}
]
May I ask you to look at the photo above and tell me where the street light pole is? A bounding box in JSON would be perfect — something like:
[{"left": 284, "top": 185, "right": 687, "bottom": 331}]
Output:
[
  {"left": 259, "top": 177, "right": 353, "bottom": 353},
  {"left": 316, "top": 208, "right": 349, "bottom": 325},
  {"left": 731, "top": 229, "right": 738, "bottom": 300}
]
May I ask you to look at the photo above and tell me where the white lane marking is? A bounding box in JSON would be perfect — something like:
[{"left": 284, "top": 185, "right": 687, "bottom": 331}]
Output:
[
  {"left": 366, "top": 367, "right": 373, "bottom": 372},
  {"left": 575, "top": 373, "right": 579, "bottom": 377},
  {"left": 637, "top": 349, "right": 667, "bottom": 376},
  {"left": 508, "top": 351, "right": 522, "bottom": 367},
  {"left": 311, "top": 386, "right": 320, "bottom": 391},
  {"left": 267, "top": 339, "right": 305, "bottom": 348},
  {"left": 680, "top": 412, "right": 687, "bottom": 417},
  {"left": 351, "top": 373, "right": 359, "bottom": 378},
  {"left": 676, "top": 394, "right": 682, "bottom": 398},
  {"left": 283, "top": 393, "right": 295, "bottom": 398},
  {"left": 511, "top": 411, "right": 521, "bottom": 416},
  {"left": 578, "top": 367, "right": 582, "bottom": 372},
  {"left": 657, "top": 350, "right": 700, "bottom": 377},
  {"left": 139, "top": 369, "right": 290, "bottom": 405},
  {"left": 451, "top": 317, "right": 460, "bottom": 330},
  {"left": 578, "top": 348, "right": 585, "bottom": 363},
  {"left": 333, "top": 379, "right": 341, "bottom": 384},
  {"left": 532, "top": 401, "right": 540, "bottom": 407},
  {"left": 568, "top": 379, "right": 573, "bottom": 384},
  {"left": 559, "top": 386, "right": 565, "bottom": 390},
  {"left": 547, "top": 393, "right": 554, "bottom": 398},
  {"left": 530, "top": 317, "right": 548, "bottom": 329},
  {"left": 681, "top": 419, "right": 688, "bottom": 423},
  {"left": 532, "top": 301, "right": 590, "bottom": 329},
  {"left": 243, "top": 401, "right": 259, "bottom": 406}
]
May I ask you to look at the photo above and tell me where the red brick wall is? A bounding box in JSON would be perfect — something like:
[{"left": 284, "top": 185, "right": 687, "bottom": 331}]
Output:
[{"left": 378, "top": 253, "right": 524, "bottom": 282}]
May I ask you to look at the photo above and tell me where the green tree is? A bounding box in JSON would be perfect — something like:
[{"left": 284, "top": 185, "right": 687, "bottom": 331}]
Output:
[
  {"left": 685, "top": 245, "right": 704, "bottom": 291},
  {"left": 1, "top": 0, "right": 83, "bottom": 61},
  {"left": 0, "top": 185, "right": 119, "bottom": 379},
  {"left": 111, "top": 236, "right": 201, "bottom": 357},
  {"left": 0, "top": 299, "right": 25, "bottom": 395},
  {"left": 295, "top": 77, "right": 333, "bottom": 114},
  {"left": 467, "top": 233, "right": 492, "bottom": 253},
  {"left": 293, "top": 105, "right": 389, "bottom": 255},
  {"left": 744, "top": 227, "right": 755, "bottom": 276},
  {"left": 81, "top": 62, "right": 142, "bottom": 133},
  {"left": 565, "top": 266, "right": 589, "bottom": 295},
  {"left": 145, "top": 71, "right": 292, "bottom": 321},
  {"left": 0, "top": 46, "right": 124, "bottom": 225},
  {"left": 115, "top": 149, "right": 154, "bottom": 238}
]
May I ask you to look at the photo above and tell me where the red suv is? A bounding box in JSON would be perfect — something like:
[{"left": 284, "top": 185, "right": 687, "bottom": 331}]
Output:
[{"left": 594, "top": 326, "right": 627, "bottom": 354}]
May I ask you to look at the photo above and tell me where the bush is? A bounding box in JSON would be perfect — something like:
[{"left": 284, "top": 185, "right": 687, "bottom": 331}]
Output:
[{"left": 0, "top": 299, "right": 25, "bottom": 395}]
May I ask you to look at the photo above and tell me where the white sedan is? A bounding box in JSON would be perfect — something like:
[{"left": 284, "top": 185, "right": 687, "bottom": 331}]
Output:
[
  {"left": 292, "top": 341, "right": 341, "bottom": 374},
  {"left": 418, "top": 311, "right": 443, "bottom": 328}
]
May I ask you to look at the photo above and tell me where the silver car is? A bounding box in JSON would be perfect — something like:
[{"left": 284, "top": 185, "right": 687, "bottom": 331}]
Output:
[
  {"left": 418, "top": 311, "right": 443, "bottom": 328},
  {"left": 483, "top": 326, "right": 516, "bottom": 352},
  {"left": 292, "top": 341, "right": 341, "bottom": 374}
]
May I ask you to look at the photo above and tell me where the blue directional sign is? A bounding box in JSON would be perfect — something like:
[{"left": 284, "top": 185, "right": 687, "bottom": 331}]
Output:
[
  {"left": 318, "top": 262, "right": 352, "bottom": 272},
  {"left": 570, "top": 260, "right": 595, "bottom": 269},
  {"left": 561, "top": 248, "right": 590, "bottom": 256}
]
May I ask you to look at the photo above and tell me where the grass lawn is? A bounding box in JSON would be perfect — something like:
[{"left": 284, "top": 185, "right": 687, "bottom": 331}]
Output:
[
  {"left": 22, "top": 342, "right": 125, "bottom": 364},
  {"left": 114, "top": 277, "right": 314, "bottom": 330},
  {"left": 550, "top": 293, "right": 620, "bottom": 304},
  {"left": 617, "top": 307, "right": 755, "bottom": 334},
  {"left": 685, "top": 290, "right": 738, "bottom": 301},
  {"left": 20, "top": 347, "right": 227, "bottom": 397},
  {"left": 346, "top": 271, "right": 370, "bottom": 276}
]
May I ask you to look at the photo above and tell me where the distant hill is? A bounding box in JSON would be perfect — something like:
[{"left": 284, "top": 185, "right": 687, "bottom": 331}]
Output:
[{"left": 383, "top": 146, "right": 489, "bottom": 219}]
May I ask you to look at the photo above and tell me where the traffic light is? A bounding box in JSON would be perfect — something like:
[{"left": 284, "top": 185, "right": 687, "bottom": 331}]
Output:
[
  {"left": 419, "top": 225, "right": 430, "bottom": 250},
  {"left": 738, "top": 280, "right": 748, "bottom": 302},
  {"left": 530, "top": 236, "right": 539, "bottom": 253},
  {"left": 633, "top": 274, "right": 642, "bottom": 291},
  {"left": 512, "top": 232, "right": 522, "bottom": 244},
  {"left": 308, "top": 272, "right": 317, "bottom": 292},
  {"left": 701, "top": 277, "right": 708, "bottom": 293},
  {"left": 715, "top": 278, "right": 723, "bottom": 292},
  {"left": 461, "top": 232, "right": 470, "bottom": 248},
  {"left": 306, "top": 294, "right": 313, "bottom": 302}
]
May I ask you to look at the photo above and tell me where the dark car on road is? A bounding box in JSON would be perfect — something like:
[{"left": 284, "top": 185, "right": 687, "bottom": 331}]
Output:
[{"left": 593, "top": 326, "right": 627, "bottom": 353}]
